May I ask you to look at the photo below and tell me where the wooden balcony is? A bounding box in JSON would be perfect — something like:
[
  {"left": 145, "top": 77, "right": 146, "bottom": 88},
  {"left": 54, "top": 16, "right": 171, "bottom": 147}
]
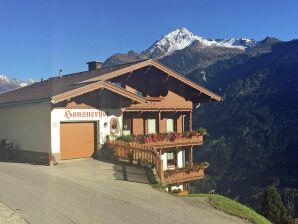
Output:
[
  {"left": 144, "top": 135, "right": 203, "bottom": 148},
  {"left": 163, "top": 169, "right": 205, "bottom": 185},
  {"left": 113, "top": 132, "right": 204, "bottom": 150},
  {"left": 108, "top": 140, "right": 156, "bottom": 162},
  {"left": 108, "top": 135, "right": 206, "bottom": 186}
]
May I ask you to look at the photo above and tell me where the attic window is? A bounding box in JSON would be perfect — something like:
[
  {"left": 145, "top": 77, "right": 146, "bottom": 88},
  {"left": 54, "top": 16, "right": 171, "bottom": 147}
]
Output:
[
  {"left": 136, "top": 90, "right": 143, "bottom": 97},
  {"left": 113, "top": 82, "right": 122, "bottom": 88}
]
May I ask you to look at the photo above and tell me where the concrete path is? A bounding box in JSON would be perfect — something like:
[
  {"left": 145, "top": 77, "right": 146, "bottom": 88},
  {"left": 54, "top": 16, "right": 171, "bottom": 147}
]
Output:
[
  {"left": 0, "top": 160, "right": 247, "bottom": 224},
  {"left": 0, "top": 201, "right": 27, "bottom": 224}
]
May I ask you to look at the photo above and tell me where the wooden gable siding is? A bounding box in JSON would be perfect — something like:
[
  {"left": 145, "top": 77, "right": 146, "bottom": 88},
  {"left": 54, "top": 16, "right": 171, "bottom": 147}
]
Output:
[
  {"left": 123, "top": 111, "right": 186, "bottom": 136},
  {"left": 53, "top": 89, "right": 134, "bottom": 109},
  {"left": 176, "top": 114, "right": 183, "bottom": 133},
  {"left": 159, "top": 116, "right": 167, "bottom": 133},
  {"left": 126, "top": 89, "right": 192, "bottom": 110}
]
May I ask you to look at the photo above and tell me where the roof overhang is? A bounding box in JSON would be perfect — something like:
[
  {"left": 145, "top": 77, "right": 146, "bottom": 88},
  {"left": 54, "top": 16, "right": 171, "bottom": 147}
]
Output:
[
  {"left": 77, "top": 59, "right": 222, "bottom": 102},
  {"left": 51, "top": 81, "right": 148, "bottom": 104},
  {"left": 0, "top": 98, "right": 51, "bottom": 109}
]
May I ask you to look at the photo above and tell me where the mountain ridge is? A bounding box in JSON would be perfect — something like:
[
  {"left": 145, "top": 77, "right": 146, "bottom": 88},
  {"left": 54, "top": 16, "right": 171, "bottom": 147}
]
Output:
[
  {"left": 0, "top": 75, "right": 34, "bottom": 93},
  {"left": 102, "top": 27, "right": 281, "bottom": 71},
  {"left": 142, "top": 27, "right": 257, "bottom": 59}
]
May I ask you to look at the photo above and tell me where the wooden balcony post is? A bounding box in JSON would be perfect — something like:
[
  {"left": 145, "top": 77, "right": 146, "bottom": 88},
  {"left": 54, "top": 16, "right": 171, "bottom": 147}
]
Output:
[
  {"left": 189, "top": 111, "right": 192, "bottom": 131},
  {"left": 158, "top": 111, "right": 161, "bottom": 134},
  {"left": 189, "top": 146, "right": 193, "bottom": 166},
  {"left": 160, "top": 157, "right": 164, "bottom": 184}
]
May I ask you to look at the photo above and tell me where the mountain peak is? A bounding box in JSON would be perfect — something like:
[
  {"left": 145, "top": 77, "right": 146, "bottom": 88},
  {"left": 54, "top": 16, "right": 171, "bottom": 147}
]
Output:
[
  {"left": 142, "top": 27, "right": 257, "bottom": 59},
  {"left": 260, "top": 36, "right": 281, "bottom": 45},
  {"left": 142, "top": 27, "right": 198, "bottom": 58},
  {"left": 0, "top": 75, "right": 35, "bottom": 93}
]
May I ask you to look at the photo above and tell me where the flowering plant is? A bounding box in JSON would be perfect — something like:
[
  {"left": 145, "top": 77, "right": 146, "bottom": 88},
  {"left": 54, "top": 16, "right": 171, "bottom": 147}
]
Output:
[
  {"left": 115, "top": 128, "right": 206, "bottom": 144},
  {"left": 164, "top": 162, "right": 209, "bottom": 178}
]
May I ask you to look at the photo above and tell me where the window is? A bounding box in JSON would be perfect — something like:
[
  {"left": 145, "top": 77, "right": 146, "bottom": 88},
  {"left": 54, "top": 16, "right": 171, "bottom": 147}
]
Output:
[
  {"left": 166, "top": 118, "right": 174, "bottom": 133},
  {"left": 167, "top": 152, "right": 175, "bottom": 167},
  {"left": 136, "top": 90, "right": 143, "bottom": 97},
  {"left": 123, "top": 119, "right": 131, "bottom": 135},
  {"left": 113, "top": 82, "right": 122, "bottom": 88},
  {"left": 147, "top": 119, "right": 156, "bottom": 134}
]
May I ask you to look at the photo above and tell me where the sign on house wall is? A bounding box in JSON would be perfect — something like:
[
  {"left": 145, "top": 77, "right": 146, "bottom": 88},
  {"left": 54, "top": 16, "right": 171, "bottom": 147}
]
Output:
[
  {"left": 63, "top": 109, "right": 107, "bottom": 119},
  {"left": 51, "top": 108, "right": 122, "bottom": 154}
]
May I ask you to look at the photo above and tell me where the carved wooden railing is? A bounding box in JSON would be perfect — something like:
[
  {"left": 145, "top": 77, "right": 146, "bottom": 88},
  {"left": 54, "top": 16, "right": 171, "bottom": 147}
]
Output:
[
  {"left": 164, "top": 169, "right": 204, "bottom": 185},
  {"left": 108, "top": 140, "right": 156, "bottom": 163},
  {"left": 144, "top": 135, "right": 203, "bottom": 148},
  {"left": 108, "top": 140, "right": 205, "bottom": 185}
]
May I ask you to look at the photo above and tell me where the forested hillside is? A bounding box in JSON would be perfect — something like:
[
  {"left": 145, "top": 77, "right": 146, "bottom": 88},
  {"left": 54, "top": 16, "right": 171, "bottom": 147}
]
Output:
[{"left": 190, "top": 40, "right": 298, "bottom": 218}]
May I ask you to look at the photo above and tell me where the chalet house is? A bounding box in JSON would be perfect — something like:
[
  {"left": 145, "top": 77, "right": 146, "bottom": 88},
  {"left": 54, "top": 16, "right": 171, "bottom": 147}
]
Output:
[{"left": 0, "top": 59, "right": 221, "bottom": 192}]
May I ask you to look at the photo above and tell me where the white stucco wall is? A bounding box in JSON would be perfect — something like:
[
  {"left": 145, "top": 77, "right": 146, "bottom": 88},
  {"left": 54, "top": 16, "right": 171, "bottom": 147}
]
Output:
[
  {"left": 177, "top": 150, "right": 185, "bottom": 168},
  {"left": 161, "top": 153, "right": 167, "bottom": 170},
  {"left": 51, "top": 108, "right": 122, "bottom": 154},
  {"left": 0, "top": 102, "right": 51, "bottom": 153},
  {"left": 170, "top": 185, "right": 184, "bottom": 191}
]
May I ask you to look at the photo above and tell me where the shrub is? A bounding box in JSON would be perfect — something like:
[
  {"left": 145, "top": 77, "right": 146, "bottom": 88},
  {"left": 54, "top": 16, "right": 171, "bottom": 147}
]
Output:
[
  {"left": 95, "top": 143, "right": 117, "bottom": 161},
  {"left": 0, "top": 139, "right": 13, "bottom": 151},
  {"left": 171, "top": 189, "right": 182, "bottom": 194},
  {"left": 198, "top": 161, "right": 210, "bottom": 168},
  {"left": 116, "top": 135, "right": 134, "bottom": 142},
  {"left": 197, "top": 128, "right": 207, "bottom": 135}
]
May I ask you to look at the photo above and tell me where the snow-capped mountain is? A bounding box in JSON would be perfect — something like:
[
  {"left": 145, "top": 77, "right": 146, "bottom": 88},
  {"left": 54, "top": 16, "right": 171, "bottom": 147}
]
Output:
[
  {"left": 142, "top": 27, "right": 257, "bottom": 58},
  {"left": 0, "top": 75, "right": 35, "bottom": 93}
]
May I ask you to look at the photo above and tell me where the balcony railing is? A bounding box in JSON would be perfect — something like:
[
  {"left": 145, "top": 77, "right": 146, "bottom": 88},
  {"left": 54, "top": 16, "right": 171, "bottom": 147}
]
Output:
[
  {"left": 108, "top": 131, "right": 207, "bottom": 185},
  {"left": 108, "top": 140, "right": 156, "bottom": 163},
  {"left": 115, "top": 131, "right": 205, "bottom": 149},
  {"left": 144, "top": 135, "right": 203, "bottom": 148},
  {"left": 163, "top": 168, "right": 205, "bottom": 185}
]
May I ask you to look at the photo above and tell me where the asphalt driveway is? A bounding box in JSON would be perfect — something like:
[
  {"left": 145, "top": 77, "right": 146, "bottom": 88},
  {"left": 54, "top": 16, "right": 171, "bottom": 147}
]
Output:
[{"left": 0, "top": 159, "right": 247, "bottom": 224}]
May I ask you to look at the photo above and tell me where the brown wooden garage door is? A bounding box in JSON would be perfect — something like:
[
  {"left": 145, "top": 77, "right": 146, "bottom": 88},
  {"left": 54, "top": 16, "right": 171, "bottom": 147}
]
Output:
[{"left": 60, "top": 122, "right": 96, "bottom": 160}]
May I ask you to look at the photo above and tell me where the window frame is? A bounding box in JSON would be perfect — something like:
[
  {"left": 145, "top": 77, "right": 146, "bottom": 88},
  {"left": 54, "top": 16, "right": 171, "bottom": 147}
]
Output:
[
  {"left": 147, "top": 118, "right": 156, "bottom": 134},
  {"left": 167, "top": 151, "right": 176, "bottom": 168}
]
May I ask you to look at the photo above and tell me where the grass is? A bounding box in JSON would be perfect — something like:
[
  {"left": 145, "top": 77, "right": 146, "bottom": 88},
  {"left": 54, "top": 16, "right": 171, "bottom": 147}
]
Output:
[{"left": 189, "top": 194, "right": 271, "bottom": 224}]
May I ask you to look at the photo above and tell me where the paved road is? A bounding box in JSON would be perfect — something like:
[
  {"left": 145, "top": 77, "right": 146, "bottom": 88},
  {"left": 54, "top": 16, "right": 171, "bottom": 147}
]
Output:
[
  {"left": 0, "top": 160, "right": 247, "bottom": 224},
  {"left": 0, "top": 201, "right": 28, "bottom": 224}
]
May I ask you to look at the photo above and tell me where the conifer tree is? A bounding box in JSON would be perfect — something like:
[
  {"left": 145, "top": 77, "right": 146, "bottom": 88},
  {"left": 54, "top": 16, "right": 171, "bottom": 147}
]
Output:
[{"left": 260, "top": 186, "right": 293, "bottom": 224}]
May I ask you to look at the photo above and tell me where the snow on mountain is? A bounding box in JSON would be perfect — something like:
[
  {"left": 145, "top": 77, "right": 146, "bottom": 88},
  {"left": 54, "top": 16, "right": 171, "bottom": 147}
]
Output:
[
  {"left": 0, "top": 75, "right": 35, "bottom": 93},
  {"left": 142, "top": 27, "right": 257, "bottom": 59}
]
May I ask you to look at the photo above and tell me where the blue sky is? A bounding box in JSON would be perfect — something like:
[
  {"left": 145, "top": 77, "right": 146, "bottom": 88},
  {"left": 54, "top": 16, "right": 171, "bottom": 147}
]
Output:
[{"left": 0, "top": 0, "right": 298, "bottom": 80}]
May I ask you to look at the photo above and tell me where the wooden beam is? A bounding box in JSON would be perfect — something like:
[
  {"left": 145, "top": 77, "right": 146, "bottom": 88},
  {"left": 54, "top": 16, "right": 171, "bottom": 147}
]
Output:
[
  {"left": 189, "top": 111, "right": 193, "bottom": 131},
  {"left": 189, "top": 146, "right": 193, "bottom": 166},
  {"left": 123, "top": 108, "right": 192, "bottom": 112},
  {"left": 158, "top": 111, "right": 161, "bottom": 134}
]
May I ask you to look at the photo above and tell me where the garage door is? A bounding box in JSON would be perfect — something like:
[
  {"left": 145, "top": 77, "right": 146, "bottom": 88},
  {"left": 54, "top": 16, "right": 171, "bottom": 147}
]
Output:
[{"left": 60, "top": 122, "right": 96, "bottom": 160}]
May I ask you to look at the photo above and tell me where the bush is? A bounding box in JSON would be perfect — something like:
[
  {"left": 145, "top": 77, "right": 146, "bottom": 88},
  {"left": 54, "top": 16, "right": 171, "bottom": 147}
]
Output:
[
  {"left": 95, "top": 143, "right": 116, "bottom": 161},
  {"left": 197, "top": 128, "right": 207, "bottom": 135},
  {"left": 116, "top": 135, "right": 134, "bottom": 142},
  {"left": 0, "top": 139, "right": 13, "bottom": 151},
  {"left": 171, "top": 189, "right": 182, "bottom": 194},
  {"left": 198, "top": 161, "right": 210, "bottom": 169}
]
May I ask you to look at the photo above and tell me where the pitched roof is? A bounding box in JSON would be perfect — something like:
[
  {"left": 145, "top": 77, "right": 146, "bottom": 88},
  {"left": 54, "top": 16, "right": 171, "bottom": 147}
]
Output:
[
  {"left": 0, "top": 60, "right": 145, "bottom": 105},
  {"left": 0, "top": 59, "right": 221, "bottom": 106},
  {"left": 52, "top": 81, "right": 148, "bottom": 104},
  {"left": 79, "top": 59, "right": 222, "bottom": 101}
]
